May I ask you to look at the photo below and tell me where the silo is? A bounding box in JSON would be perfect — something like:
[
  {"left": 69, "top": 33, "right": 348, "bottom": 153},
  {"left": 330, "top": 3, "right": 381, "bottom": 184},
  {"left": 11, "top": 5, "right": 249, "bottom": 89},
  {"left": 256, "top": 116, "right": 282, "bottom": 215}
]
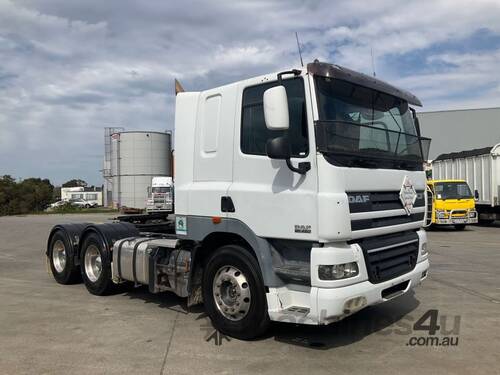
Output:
[{"left": 110, "top": 131, "right": 172, "bottom": 209}]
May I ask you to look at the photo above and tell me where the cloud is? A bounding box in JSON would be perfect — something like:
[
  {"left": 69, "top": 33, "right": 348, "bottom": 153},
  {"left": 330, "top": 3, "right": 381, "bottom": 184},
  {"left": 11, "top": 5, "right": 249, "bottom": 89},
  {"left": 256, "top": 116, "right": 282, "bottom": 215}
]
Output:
[{"left": 1, "top": 0, "right": 500, "bottom": 184}]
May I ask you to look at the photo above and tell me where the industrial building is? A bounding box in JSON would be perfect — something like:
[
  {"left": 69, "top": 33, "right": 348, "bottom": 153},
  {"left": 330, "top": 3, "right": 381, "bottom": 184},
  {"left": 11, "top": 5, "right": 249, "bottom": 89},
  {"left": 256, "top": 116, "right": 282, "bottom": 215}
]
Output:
[
  {"left": 418, "top": 107, "right": 500, "bottom": 160},
  {"left": 60, "top": 186, "right": 103, "bottom": 206},
  {"left": 102, "top": 129, "right": 172, "bottom": 209}
]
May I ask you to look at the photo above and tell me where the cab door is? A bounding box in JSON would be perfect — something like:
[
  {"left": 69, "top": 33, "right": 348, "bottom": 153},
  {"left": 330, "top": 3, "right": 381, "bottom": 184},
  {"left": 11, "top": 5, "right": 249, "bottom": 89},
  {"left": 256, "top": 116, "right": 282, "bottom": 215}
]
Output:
[
  {"left": 190, "top": 85, "right": 237, "bottom": 217},
  {"left": 227, "top": 75, "right": 318, "bottom": 240}
]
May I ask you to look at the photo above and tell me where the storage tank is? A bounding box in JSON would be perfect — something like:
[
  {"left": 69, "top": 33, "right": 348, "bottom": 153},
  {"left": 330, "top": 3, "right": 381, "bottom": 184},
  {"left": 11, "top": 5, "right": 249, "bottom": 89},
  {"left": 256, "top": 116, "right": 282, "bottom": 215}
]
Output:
[{"left": 110, "top": 131, "right": 172, "bottom": 209}]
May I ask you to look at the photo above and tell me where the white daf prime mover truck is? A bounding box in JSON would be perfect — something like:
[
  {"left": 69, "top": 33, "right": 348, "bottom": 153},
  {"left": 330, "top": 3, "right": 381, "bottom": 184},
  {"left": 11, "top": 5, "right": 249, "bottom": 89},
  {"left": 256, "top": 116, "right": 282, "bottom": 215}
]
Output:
[
  {"left": 146, "top": 176, "right": 174, "bottom": 214},
  {"left": 46, "top": 61, "right": 431, "bottom": 339}
]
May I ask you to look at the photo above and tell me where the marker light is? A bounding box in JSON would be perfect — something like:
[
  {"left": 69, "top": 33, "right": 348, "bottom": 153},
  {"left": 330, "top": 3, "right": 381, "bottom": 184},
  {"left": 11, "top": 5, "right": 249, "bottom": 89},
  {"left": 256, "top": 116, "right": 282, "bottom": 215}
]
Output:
[{"left": 421, "top": 242, "right": 428, "bottom": 256}]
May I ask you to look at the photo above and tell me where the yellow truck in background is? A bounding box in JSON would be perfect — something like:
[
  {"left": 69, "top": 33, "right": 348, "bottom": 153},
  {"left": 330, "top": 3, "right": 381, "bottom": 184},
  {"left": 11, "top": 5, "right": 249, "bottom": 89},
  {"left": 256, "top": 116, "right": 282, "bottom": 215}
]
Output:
[{"left": 426, "top": 179, "right": 478, "bottom": 230}]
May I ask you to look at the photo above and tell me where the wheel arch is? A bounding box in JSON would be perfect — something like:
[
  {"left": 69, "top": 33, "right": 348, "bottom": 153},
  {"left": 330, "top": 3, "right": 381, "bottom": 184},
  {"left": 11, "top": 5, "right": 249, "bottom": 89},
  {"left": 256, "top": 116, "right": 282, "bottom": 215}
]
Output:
[
  {"left": 46, "top": 223, "right": 91, "bottom": 266},
  {"left": 79, "top": 222, "right": 140, "bottom": 261},
  {"left": 181, "top": 217, "right": 284, "bottom": 288},
  {"left": 199, "top": 232, "right": 254, "bottom": 264}
]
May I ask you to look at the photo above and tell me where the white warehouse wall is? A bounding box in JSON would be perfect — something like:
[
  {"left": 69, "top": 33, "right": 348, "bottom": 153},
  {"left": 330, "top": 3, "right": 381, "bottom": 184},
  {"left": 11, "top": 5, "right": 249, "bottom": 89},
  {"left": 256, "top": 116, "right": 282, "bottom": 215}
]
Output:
[{"left": 418, "top": 107, "right": 500, "bottom": 160}]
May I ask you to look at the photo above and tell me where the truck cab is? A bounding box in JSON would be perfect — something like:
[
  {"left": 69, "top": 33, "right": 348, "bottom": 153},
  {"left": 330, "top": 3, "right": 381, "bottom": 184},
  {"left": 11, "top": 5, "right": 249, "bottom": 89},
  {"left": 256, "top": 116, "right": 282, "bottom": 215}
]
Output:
[
  {"left": 146, "top": 176, "right": 173, "bottom": 213},
  {"left": 427, "top": 179, "right": 478, "bottom": 229},
  {"left": 174, "top": 61, "right": 431, "bottom": 329}
]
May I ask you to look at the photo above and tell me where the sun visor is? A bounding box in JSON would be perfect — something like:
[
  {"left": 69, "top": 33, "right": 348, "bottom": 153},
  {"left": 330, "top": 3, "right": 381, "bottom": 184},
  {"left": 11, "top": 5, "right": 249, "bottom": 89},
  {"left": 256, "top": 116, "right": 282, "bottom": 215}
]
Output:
[{"left": 307, "top": 61, "right": 422, "bottom": 107}]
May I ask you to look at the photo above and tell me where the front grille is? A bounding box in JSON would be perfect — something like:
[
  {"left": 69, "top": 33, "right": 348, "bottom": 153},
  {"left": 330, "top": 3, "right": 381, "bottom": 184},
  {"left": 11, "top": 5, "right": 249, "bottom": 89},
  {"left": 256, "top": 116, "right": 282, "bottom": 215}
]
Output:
[
  {"left": 351, "top": 231, "right": 419, "bottom": 284},
  {"left": 348, "top": 190, "right": 425, "bottom": 231},
  {"left": 351, "top": 212, "right": 425, "bottom": 230},
  {"left": 348, "top": 191, "right": 425, "bottom": 213}
]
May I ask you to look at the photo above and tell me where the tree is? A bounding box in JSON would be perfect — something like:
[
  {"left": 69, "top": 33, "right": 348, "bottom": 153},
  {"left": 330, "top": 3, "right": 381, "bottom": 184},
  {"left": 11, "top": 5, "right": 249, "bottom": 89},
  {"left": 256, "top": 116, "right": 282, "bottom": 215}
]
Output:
[
  {"left": 19, "top": 178, "right": 54, "bottom": 212},
  {"left": 62, "top": 179, "right": 87, "bottom": 188},
  {"left": 0, "top": 176, "right": 54, "bottom": 215},
  {"left": 0, "top": 175, "right": 16, "bottom": 216}
]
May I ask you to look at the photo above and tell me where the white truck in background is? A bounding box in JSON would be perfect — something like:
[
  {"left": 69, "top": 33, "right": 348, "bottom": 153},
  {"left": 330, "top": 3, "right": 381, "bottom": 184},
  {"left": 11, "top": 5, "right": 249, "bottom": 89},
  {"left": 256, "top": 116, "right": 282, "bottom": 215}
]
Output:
[
  {"left": 432, "top": 144, "right": 500, "bottom": 224},
  {"left": 146, "top": 176, "right": 174, "bottom": 214},
  {"left": 46, "top": 61, "right": 431, "bottom": 340}
]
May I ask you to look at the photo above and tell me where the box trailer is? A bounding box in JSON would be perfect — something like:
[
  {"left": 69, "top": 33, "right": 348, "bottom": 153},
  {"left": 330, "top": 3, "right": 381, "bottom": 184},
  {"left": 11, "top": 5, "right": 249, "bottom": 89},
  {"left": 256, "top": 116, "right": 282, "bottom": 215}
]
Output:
[{"left": 432, "top": 144, "right": 500, "bottom": 223}]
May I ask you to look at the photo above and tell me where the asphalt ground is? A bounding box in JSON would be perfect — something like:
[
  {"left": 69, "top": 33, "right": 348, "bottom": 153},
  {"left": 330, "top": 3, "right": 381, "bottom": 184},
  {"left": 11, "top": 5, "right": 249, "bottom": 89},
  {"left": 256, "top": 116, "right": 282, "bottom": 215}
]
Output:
[{"left": 0, "top": 213, "right": 499, "bottom": 374}]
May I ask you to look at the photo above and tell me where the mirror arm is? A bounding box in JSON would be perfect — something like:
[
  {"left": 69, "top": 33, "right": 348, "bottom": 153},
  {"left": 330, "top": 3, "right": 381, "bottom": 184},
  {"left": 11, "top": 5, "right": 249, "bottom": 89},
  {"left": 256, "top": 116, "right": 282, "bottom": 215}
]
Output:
[
  {"left": 410, "top": 107, "right": 422, "bottom": 136},
  {"left": 286, "top": 159, "right": 311, "bottom": 175}
]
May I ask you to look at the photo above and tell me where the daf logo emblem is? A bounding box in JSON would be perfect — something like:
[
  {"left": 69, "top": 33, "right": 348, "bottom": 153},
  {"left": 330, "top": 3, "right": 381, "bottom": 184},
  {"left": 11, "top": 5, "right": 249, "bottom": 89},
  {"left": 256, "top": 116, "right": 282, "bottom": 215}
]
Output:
[
  {"left": 399, "top": 176, "right": 417, "bottom": 215},
  {"left": 348, "top": 194, "right": 370, "bottom": 204}
]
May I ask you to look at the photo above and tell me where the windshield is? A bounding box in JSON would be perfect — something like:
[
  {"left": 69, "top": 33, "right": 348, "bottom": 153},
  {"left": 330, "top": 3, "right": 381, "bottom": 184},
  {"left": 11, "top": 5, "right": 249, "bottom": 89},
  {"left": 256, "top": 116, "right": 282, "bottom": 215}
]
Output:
[
  {"left": 314, "top": 76, "right": 430, "bottom": 170},
  {"left": 434, "top": 182, "right": 473, "bottom": 200},
  {"left": 152, "top": 187, "right": 171, "bottom": 194}
]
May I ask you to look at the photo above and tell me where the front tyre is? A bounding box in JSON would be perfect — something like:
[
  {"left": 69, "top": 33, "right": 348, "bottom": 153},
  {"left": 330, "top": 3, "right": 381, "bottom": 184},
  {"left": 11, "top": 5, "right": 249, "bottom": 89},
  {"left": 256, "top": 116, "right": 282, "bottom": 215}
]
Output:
[
  {"left": 48, "top": 231, "right": 81, "bottom": 284},
  {"left": 80, "top": 233, "right": 115, "bottom": 295},
  {"left": 202, "top": 245, "right": 270, "bottom": 340}
]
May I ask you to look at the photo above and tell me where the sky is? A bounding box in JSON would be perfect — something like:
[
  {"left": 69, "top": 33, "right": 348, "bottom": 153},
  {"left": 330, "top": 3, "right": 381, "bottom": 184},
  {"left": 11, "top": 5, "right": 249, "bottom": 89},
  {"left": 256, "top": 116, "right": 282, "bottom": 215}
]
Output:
[{"left": 1, "top": 0, "right": 500, "bottom": 185}]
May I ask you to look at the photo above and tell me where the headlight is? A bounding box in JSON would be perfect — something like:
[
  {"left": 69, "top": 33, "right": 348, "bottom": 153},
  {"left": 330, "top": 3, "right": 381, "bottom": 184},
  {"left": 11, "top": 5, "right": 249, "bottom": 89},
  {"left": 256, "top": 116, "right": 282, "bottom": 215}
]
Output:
[
  {"left": 436, "top": 210, "right": 447, "bottom": 219},
  {"left": 421, "top": 242, "right": 428, "bottom": 256},
  {"left": 318, "top": 262, "right": 359, "bottom": 280},
  {"left": 469, "top": 211, "right": 476, "bottom": 218}
]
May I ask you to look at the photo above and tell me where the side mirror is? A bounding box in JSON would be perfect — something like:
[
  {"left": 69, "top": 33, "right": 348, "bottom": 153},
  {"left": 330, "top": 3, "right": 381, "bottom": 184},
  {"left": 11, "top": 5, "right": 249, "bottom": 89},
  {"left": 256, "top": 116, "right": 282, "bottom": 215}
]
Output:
[
  {"left": 474, "top": 189, "right": 479, "bottom": 200},
  {"left": 266, "top": 136, "right": 290, "bottom": 160},
  {"left": 263, "top": 86, "right": 289, "bottom": 130}
]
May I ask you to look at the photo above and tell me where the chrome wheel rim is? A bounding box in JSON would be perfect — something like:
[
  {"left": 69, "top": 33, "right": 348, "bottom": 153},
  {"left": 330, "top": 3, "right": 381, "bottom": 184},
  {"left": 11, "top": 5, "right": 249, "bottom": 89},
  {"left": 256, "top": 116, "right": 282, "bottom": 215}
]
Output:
[
  {"left": 84, "top": 245, "right": 102, "bottom": 283},
  {"left": 52, "top": 239, "right": 66, "bottom": 273},
  {"left": 213, "top": 265, "right": 251, "bottom": 321}
]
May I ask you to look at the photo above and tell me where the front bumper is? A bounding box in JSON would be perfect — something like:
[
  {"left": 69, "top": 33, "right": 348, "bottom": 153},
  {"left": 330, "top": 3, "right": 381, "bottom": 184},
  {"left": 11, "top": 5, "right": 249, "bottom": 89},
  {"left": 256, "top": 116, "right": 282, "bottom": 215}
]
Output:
[
  {"left": 314, "top": 259, "right": 428, "bottom": 324},
  {"left": 267, "top": 259, "right": 428, "bottom": 325},
  {"left": 146, "top": 204, "right": 173, "bottom": 212},
  {"left": 267, "top": 229, "right": 429, "bottom": 325},
  {"left": 435, "top": 210, "right": 478, "bottom": 225}
]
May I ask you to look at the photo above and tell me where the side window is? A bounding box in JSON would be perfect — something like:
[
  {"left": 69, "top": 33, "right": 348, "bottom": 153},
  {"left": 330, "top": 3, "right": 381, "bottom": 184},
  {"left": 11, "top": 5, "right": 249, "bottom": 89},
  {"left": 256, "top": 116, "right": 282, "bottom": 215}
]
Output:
[{"left": 241, "top": 77, "right": 308, "bottom": 157}]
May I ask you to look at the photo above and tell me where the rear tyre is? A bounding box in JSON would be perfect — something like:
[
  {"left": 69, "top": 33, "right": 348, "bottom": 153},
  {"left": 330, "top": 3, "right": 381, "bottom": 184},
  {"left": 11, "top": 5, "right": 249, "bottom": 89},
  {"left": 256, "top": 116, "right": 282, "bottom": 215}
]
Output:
[
  {"left": 454, "top": 224, "right": 466, "bottom": 230},
  {"left": 202, "top": 245, "right": 270, "bottom": 340},
  {"left": 48, "top": 231, "right": 81, "bottom": 284},
  {"left": 80, "top": 232, "right": 115, "bottom": 295}
]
